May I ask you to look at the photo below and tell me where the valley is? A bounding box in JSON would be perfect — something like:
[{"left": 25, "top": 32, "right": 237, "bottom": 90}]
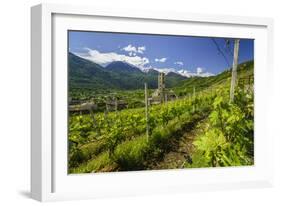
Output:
[{"left": 68, "top": 52, "right": 254, "bottom": 173}]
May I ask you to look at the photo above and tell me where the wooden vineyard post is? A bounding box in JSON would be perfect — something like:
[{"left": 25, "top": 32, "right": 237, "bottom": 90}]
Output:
[
  {"left": 230, "top": 39, "right": 240, "bottom": 103},
  {"left": 144, "top": 83, "right": 149, "bottom": 142}
]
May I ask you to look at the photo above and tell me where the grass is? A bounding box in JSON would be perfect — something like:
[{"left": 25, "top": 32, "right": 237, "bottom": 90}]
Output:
[{"left": 69, "top": 151, "right": 112, "bottom": 173}]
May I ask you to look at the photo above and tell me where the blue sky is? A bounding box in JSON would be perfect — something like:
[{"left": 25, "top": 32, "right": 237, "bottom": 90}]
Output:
[{"left": 69, "top": 31, "right": 254, "bottom": 77}]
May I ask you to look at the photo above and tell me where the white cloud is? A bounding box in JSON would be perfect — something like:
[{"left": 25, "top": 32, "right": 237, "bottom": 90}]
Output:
[
  {"left": 174, "top": 61, "right": 184, "bottom": 66},
  {"left": 178, "top": 67, "right": 214, "bottom": 77},
  {"left": 152, "top": 66, "right": 213, "bottom": 77},
  {"left": 122, "top": 44, "right": 146, "bottom": 55},
  {"left": 178, "top": 69, "right": 192, "bottom": 77},
  {"left": 197, "top": 67, "right": 203, "bottom": 74},
  {"left": 197, "top": 72, "right": 214, "bottom": 77},
  {"left": 153, "top": 67, "right": 176, "bottom": 74},
  {"left": 155, "top": 58, "right": 167, "bottom": 63},
  {"left": 122, "top": 44, "right": 137, "bottom": 53},
  {"left": 76, "top": 48, "right": 149, "bottom": 70},
  {"left": 74, "top": 48, "right": 214, "bottom": 77},
  {"left": 195, "top": 67, "right": 213, "bottom": 76},
  {"left": 137, "top": 46, "right": 146, "bottom": 54}
]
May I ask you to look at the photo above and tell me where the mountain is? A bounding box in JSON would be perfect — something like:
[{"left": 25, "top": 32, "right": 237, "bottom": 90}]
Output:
[
  {"left": 68, "top": 52, "right": 117, "bottom": 90},
  {"left": 146, "top": 69, "right": 159, "bottom": 75},
  {"left": 105, "top": 61, "right": 143, "bottom": 74},
  {"left": 68, "top": 53, "right": 187, "bottom": 91},
  {"left": 165, "top": 72, "right": 187, "bottom": 88},
  {"left": 166, "top": 71, "right": 187, "bottom": 79}
]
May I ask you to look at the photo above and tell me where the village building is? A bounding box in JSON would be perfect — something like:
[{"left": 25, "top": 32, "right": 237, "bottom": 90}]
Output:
[{"left": 150, "top": 72, "right": 177, "bottom": 104}]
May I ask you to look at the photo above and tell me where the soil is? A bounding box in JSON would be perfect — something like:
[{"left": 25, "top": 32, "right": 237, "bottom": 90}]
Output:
[{"left": 148, "top": 119, "right": 207, "bottom": 170}]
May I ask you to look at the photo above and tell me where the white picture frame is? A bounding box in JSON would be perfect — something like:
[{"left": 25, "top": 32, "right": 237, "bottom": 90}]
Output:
[{"left": 31, "top": 3, "right": 274, "bottom": 202}]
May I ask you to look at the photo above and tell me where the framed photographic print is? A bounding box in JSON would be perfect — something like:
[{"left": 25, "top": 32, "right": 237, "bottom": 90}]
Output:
[{"left": 31, "top": 3, "right": 274, "bottom": 201}]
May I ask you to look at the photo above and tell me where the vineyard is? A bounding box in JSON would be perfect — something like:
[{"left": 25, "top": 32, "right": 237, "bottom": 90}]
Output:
[{"left": 68, "top": 61, "right": 254, "bottom": 173}]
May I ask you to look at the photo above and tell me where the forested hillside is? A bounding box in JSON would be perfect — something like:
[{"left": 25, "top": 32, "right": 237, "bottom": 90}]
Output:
[{"left": 69, "top": 52, "right": 186, "bottom": 92}]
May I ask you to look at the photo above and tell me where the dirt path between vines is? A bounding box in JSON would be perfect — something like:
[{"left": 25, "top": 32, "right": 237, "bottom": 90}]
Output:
[{"left": 148, "top": 118, "right": 208, "bottom": 170}]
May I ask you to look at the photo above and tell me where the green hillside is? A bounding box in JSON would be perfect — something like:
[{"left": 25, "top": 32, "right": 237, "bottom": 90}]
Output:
[
  {"left": 69, "top": 52, "right": 187, "bottom": 94},
  {"left": 174, "top": 60, "right": 254, "bottom": 96}
]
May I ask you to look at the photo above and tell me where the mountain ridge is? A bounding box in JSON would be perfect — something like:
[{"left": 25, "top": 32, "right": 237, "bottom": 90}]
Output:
[
  {"left": 105, "top": 61, "right": 143, "bottom": 74},
  {"left": 68, "top": 52, "right": 187, "bottom": 91}
]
